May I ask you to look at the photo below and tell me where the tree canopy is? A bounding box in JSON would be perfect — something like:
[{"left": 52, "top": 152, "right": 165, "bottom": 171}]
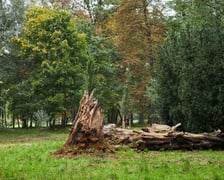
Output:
[
  {"left": 0, "top": 0, "right": 223, "bottom": 131},
  {"left": 12, "top": 5, "right": 87, "bottom": 127},
  {"left": 156, "top": 0, "right": 224, "bottom": 132}
]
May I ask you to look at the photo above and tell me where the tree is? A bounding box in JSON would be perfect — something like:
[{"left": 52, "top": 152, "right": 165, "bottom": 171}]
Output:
[
  {"left": 72, "top": 1, "right": 123, "bottom": 125},
  {"left": 33, "top": 109, "right": 50, "bottom": 127},
  {"left": 157, "top": 0, "right": 224, "bottom": 132},
  {"left": 12, "top": 5, "right": 87, "bottom": 127},
  {"left": 0, "top": 0, "right": 26, "bottom": 128},
  {"left": 38, "top": 0, "right": 123, "bottom": 125},
  {"left": 113, "top": 0, "right": 165, "bottom": 125},
  {"left": 76, "top": 18, "right": 122, "bottom": 124}
]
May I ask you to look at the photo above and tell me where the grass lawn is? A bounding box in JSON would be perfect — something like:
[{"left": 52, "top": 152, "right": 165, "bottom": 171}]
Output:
[{"left": 0, "top": 128, "right": 223, "bottom": 180}]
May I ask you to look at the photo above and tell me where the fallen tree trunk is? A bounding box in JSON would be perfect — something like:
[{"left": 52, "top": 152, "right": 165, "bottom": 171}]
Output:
[{"left": 104, "top": 124, "right": 224, "bottom": 150}]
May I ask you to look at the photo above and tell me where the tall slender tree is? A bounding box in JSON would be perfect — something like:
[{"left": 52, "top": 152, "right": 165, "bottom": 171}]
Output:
[
  {"left": 0, "top": 0, "right": 26, "bottom": 128},
  {"left": 113, "top": 0, "right": 165, "bottom": 124}
]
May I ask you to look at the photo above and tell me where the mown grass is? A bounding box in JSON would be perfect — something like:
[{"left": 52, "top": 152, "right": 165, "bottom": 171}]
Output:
[{"left": 0, "top": 128, "right": 223, "bottom": 180}]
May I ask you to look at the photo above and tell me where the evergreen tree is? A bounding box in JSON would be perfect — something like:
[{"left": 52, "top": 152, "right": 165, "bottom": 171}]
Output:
[{"left": 157, "top": 0, "right": 224, "bottom": 132}]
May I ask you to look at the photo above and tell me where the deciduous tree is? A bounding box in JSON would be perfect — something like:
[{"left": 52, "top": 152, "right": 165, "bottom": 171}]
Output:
[
  {"left": 12, "top": 5, "right": 87, "bottom": 127},
  {"left": 113, "top": 0, "right": 165, "bottom": 125},
  {"left": 0, "top": 0, "right": 26, "bottom": 127}
]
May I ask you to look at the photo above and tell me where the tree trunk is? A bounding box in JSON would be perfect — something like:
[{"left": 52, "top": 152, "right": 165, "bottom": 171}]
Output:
[
  {"left": 52, "top": 118, "right": 56, "bottom": 128},
  {"left": 56, "top": 90, "right": 111, "bottom": 155},
  {"left": 4, "top": 111, "right": 7, "bottom": 128},
  {"left": 139, "top": 112, "right": 144, "bottom": 125},
  {"left": 30, "top": 119, "right": 33, "bottom": 128},
  {"left": 107, "top": 107, "right": 118, "bottom": 124},
  {"left": 61, "top": 112, "right": 67, "bottom": 128},
  {"left": 104, "top": 123, "right": 224, "bottom": 150},
  {"left": 22, "top": 119, "right": 28, "bottom": 128},
  {"left": 17, "top": 118, "right": 20, "bottom": 128},
  {"left": 12, "top": 116, "right": 15, "bottom": 129},
  {"left": 71, "top": 96, "right": 76, "bottom": 122},
  {"left": 121, "top": 114, "right": 125, "bottom": 129}
]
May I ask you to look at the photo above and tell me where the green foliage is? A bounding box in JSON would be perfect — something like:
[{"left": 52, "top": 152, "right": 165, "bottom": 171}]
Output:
[
  {"left": 77, "top": 19, "right": 122, "bottom": 117},
  {"left": 12, "top": 5, "right": 87, "bottom": 121},
  {"left": 0, "top": 0, "right": 26, "bottom": 89},
  {"left": 113, "top": 0, "right": 166, "bottom": 125},
  {"left": 33, "top": 109, "right": 50, "bottom": 127},
  {"left": 8, "top": 80, "right": 36, "bottom": 119},
  {"left": 0, "top": 0, "right": 25, "bottom": 47},
  {"left": 157, "top": 0, "right": 224, "bottom": 132}
]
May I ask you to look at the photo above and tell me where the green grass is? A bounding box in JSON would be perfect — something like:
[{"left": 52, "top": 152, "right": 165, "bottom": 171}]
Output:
[{"left": 0, "top": 129, "right": 224, "bottom": 180}]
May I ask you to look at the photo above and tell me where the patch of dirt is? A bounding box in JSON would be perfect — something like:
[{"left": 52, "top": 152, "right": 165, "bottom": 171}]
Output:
[{"left": 53, "top": 140, "right": 115, "bottom": 158}]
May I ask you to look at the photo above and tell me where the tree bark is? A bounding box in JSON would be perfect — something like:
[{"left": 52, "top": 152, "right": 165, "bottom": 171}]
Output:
[
  {"left": 64, "top": 90, "right": 104, "bottom": 146},
  {"left": 104, "top": 123, "right": 224, "bottom": 151},
  {"left": 12, "top": 116, "right": 15, "bottom": 129},
  {"left": 56, "top": 90, "right": 111, "bottom": 155}
]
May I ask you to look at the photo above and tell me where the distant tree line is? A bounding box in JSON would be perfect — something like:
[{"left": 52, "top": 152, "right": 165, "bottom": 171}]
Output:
[{"left": 0, "top": 0, "right": 223, "bottom": 132}]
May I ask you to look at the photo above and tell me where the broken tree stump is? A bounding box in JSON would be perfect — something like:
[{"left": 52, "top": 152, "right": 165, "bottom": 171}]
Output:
[{"left": 55, "top": 90, "right": 111, "bottom": 156}]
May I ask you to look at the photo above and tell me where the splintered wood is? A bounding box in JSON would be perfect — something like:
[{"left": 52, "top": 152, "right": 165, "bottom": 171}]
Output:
[
  {"left": 64, "top": 90, "right": 104, "bottom": 147},
  {"left": 104, "top": 123, "right": 224, "bottom": 150},
  {"left": 55, "top": 90, "right": 111, "bottom": 156}
]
